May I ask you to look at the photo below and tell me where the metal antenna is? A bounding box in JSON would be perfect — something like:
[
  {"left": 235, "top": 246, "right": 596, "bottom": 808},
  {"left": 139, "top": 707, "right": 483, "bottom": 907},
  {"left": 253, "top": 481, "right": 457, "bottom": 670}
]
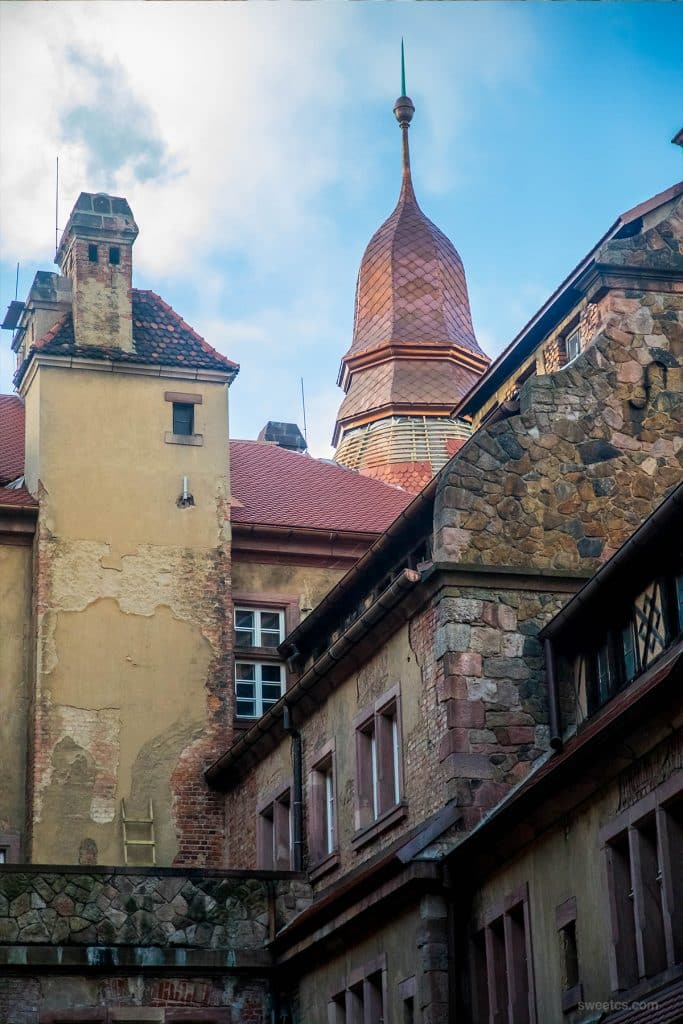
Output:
[
  {"left": 401, "top": 38, "right": 406, "bottom": 96},
  {"left": 300, "top": 377, "right": 308, "bottom": 446},
  {"left": 55, "top": 156, "right": 59, "bottom": 256},
  {"left": 14, "top": 262, "right": 19, "bottom": 301}
]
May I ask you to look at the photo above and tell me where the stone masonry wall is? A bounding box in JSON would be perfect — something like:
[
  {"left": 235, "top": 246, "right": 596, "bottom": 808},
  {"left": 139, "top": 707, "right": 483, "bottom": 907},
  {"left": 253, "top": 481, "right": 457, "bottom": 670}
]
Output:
[
  {"left": 435, "top": 199, "right": 683, "bottom": 570},
  {"left": 0, "top": 867, "right": 312, "bottom": 1021}
]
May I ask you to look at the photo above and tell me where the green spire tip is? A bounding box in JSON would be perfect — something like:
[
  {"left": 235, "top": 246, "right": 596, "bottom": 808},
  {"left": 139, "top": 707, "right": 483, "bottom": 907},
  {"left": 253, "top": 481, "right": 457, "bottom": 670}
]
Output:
[{"left": 401, "top": 38, "right": 406, "bottom": 96}]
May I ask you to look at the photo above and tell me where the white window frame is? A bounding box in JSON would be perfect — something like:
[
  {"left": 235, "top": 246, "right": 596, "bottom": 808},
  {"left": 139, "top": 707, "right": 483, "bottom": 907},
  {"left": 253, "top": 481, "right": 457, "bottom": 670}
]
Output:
[
  {"left": 235, "top": 660, "right": 285, "bottom": 718},
  {"left": 234, "top": 606, "right": 285, "bottom": 649},
  {"left": 565, "top": 326, "right": 581, "bottom": 363}
]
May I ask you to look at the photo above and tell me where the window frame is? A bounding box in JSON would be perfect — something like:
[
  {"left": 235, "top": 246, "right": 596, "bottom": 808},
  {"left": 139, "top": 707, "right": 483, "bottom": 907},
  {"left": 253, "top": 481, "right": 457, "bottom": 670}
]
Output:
[
  {"left": 232, "top": 594, "right": 299, "bottom": 724},
  {"left": 0, "top": 830, "right": 21, "bottom": 864},
  {"left": 257, "top": 780, "right": 293, "bottom": 871},
  {"left": 328, "top": 954, "right": 388, "bottom": 1024},
  {"left": 234, "top": 658, "right": 286, "bottom": 719},
  {"left": 470, "top": 883, "right": 537, "bottom": 1024},
  {"left": 234, "top": 606, "right": 285, "bottom": 651},
  {"left": 309, "top": 739, "right": 339, "bottom": 879},
  {"left": 565, "top": 325, "right": 581, "bottom": 363},
  {"left": 352, "top": 685, "right": 406, "bottom": 850},
  {"left": 556, "top": 896, "right": 582, "bottom": 1013},
  {"left": 601, "top": 770, "right": 683, "bottom": 994}
]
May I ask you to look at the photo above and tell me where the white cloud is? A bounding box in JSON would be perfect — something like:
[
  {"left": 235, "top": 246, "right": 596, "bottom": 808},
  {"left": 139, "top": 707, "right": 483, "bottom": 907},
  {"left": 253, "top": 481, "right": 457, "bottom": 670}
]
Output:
[{"left": 0, "top": 1, "right": 538, "bottom": 448}]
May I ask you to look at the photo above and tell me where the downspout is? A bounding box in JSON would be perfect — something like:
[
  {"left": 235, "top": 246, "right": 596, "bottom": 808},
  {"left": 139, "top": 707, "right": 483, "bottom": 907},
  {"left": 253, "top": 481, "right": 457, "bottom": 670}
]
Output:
[
  {"left": 544, "top": 638, "right": 563, "bottom": 751},
  {"left": 283, "top": 704, "right": 303, "bottom": 872}
]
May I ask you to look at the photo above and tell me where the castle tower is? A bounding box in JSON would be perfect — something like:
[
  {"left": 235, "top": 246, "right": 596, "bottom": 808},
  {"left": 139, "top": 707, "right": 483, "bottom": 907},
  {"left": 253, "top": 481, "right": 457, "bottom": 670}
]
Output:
[
  {"left": 333, "top": 67, "right": 489, "bottom": 493},
  {"left": 14, "top": 192, "right": 239, "bottom": 868}
]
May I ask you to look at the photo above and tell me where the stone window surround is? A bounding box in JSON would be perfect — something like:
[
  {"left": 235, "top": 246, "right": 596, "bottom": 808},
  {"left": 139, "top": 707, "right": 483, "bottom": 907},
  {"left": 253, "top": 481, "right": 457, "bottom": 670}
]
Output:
[
  {"left": 555, "top": 895, "right": 582, "bottom": 1013},
  {"left": 232, "top": 592, "right": 300, "bottom": 729},
  {"left": 164, "top": 389, "right": 204, "bottom": 446},
  {"left": 470, "top": 882, "right": 537, "bottom": 1024},
  {"left": 352, "top": 684, "right": 407, "bottom": 851},
  {"left": 257, "top": 778, "right": 293, "bottom": 871},
  {"left": 328, "top": 952, "right": 388, "bottom": 1024},
  {"left": 398, "top": 974, "right": 417, "bottom": 1021},
  {"left": 600, "top": 769, "right": 683, "bottom": 996},
  {"left": 0, "top": 830, "right": 21, "bottom": 864},
  {"left": 308, "top": 738, "right": 340, "bottom": 881}
]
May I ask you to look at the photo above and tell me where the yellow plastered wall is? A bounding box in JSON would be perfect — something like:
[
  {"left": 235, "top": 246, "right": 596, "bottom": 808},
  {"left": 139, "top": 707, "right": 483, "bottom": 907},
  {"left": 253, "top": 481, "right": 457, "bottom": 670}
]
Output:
[
  {"left": 0, "top": 542, "right": 33, "bottom": 840},
  {"left": 22, "top": 363, "right": 231, "bottom": 866}
]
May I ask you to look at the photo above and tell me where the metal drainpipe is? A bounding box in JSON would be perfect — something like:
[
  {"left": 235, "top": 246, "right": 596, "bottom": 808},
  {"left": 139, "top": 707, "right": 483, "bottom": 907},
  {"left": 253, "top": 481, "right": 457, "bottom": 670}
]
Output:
[
  {"left": 544, "top": 637, "right": 563, "bottom": 751},
  {"left": 283, "top": 704, "right": 303, "bottom": 872}
]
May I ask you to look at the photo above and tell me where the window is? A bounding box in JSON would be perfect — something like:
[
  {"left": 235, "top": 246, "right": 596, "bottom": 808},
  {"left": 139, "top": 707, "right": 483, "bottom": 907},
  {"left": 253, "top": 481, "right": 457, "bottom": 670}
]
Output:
[
  {"left": 88, "top": 243, "right": 98, "bottom": 263},
  {"left": 354, "top": 689, "right": 404, "bottom": 843},
  {"left": 328, "top": 956, "right": 387, "bottom": 1024},
  {"left": 235, "top": 660, "right": 284, "bottom": 718},
  {"left": 309, "top": 743, "right": 338, "bottom": 874},
  {"left": 575, "top": 564, "right": 683, "bottom": 717},
  {"left": 565, "top": 326, "right": 581, "bottom": 362},
  {"left": 470, "top": 885, "right": 536, "bottom": 1024},
  {"left": 398, "top": 977, "right": 416, "bottom": 1024},
  {"left": 602, "top": 776, "right": 683, "bottom": 992},
  {"left": 0, "top": 831, "right": 20, "bottom": 863},
  {"left": 172, "top": 402, "right": 194, "bottom": 437},
  {"left": 556, "top": 897, "right": 582, "bottom": 1012},
  {"left": 235, "top": 607, "right": 284, "bottom": 649},
  {"left": 258, "top": 786, "right": 292, "bottom": 870},
  {"left": 109, "top": 246, "right": 120, "bottom": 265},
  {"left": 234, "top": 605, "right": 287, "bottom": 719}
]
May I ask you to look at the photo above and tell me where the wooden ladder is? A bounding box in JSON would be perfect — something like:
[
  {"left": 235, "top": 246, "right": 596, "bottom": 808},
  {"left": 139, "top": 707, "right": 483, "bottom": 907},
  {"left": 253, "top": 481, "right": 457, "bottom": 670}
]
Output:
[{"left": 121, "top": 798, "right": 156, "bottom": 866}]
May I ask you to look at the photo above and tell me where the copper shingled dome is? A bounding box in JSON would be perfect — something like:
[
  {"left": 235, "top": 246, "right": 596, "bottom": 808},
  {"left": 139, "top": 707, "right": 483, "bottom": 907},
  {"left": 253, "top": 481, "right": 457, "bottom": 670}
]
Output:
[{"left": 349, "top": 157, "right": 484, "bottom": 358}]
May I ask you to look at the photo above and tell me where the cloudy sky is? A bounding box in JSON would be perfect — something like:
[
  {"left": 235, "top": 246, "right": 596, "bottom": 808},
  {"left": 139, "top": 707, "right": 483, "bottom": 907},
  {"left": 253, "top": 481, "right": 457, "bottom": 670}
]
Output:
[{"left": 0, "top": 2, "right": 681, "bottom": 455}]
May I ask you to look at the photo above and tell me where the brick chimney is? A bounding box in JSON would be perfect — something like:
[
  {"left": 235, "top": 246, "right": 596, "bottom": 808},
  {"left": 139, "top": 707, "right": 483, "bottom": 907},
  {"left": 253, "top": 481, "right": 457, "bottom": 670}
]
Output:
[{"left": 55, "top": 192, "right": 139, "bottom": 352}]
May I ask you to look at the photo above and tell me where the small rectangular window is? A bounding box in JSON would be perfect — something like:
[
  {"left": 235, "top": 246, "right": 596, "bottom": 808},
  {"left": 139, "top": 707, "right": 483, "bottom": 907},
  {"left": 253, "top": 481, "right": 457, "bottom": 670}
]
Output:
[
  {"left": 234, "top": 607, "right": 285, "bottom": 648},
  {"left": 310, "top": 748, "right": 337, "bottom": 867},
  {"left": 258, "top": 788, "right": 291, "bottom": 870},
  {"left": 471, "top": 888, "right": 536, "bottom": 1023},
  {"left": 565, "top": 327, "right": 581, "bottom": 362},
  {"left": 172, "top": 402, "right": 194, "bottom": 436},
  {"left": 355, "top": 692, "right": 403, "bottom": 835},
  {"left": 0, "top": 849, "right": 6, "bottom": 864},
  {"left": 109, "top": 246, "right": 120, "bottom": 266},
  {"left": 88, "top": 243, "right": 98, "bottom": 263}
]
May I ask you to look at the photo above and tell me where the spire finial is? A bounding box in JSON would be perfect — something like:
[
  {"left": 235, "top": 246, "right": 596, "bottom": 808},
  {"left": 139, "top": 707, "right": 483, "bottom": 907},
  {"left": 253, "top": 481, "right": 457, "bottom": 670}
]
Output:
[{"left": 393, "top": 41, "right": 415, "bottom": 179}]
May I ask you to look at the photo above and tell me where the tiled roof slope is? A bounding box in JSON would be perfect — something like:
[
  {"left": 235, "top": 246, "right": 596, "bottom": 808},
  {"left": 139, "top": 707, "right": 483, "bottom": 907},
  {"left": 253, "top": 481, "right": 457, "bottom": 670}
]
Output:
[
  {"left": 230, "top": 440, "right": 411, "bottom": 533},
  {"left": 0, "top": 485, "right": 37, "bottom": 509},
  {"left": 0, "top": 394, "right": 25, "bottom": 484},
  {"left": 15, "top": 290, "right": 238, "bottom": 385},
  {"left": 349, "top": 173, "right": 486, "bottom": 359},
  {"left": 337, "top": 358, "right": 480, "bottom": 422}
]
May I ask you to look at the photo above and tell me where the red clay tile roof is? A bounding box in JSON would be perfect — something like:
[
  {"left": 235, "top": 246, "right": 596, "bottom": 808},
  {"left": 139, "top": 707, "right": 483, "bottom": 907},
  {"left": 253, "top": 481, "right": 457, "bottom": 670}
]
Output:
[
  {"left": 0, "top": 394, "right": 25, "bottom": 484},
  {"left": 230, "top": 440, "right": 412, "bottom": 533},
  {"left": 14, "top": 290, "right": 238, "bottom": 385},
  {"left": 0, "top": 485, "right": 37, "bottom": 509}
]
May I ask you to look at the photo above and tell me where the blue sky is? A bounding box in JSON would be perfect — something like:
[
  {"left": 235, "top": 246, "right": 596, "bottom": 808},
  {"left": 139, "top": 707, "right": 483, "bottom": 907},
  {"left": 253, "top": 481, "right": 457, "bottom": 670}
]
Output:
[{"left": 1, "top": 1, "right": 681, "bottom": 455}]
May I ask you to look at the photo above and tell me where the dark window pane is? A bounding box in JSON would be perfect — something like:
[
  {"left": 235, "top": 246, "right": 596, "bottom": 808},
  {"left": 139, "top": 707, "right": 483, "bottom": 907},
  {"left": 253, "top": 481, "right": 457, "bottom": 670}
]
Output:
[
  {"left": 88, "top": 244, "right": 98, "bottom": 263},
  {"left": 236, "top": 682, "right": 255, "bottom": 698},
  {"left": 261, "top": 665, "right": 282, "bottom": 683},
  {"left": 622, "top": 620, "right": 638, "bottom": 680},
  {"left": 173, "top": 403, "right": 194, "bottom": 436},
  {"left": 260, "top": 611, "right": 281, "bottom": 633},
  {"left": 235, "top": 663, "right": 255, "bottom": 682},
  {"left": 262, "top": 683, "right": 283, "bottom": 701},
  {"left": 596, "top": 644, "right": 612, "bottom": 706},
  {"left": 236, "top": 699, "right": 255, "bottom": 717},
  {"left": 109, "top": 246, "right": 120, "bottom": 265}
]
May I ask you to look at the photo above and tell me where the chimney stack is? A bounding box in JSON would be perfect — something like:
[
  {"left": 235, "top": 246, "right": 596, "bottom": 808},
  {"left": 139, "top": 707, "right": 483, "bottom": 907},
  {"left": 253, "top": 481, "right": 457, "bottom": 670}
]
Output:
[{"left": 55, "top": 192, "right": 138, "bottom": 352}]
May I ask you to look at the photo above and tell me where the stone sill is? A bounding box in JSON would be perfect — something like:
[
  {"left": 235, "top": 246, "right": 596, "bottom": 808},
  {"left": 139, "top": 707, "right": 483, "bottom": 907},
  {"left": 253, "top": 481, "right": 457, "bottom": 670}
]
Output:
[
  {"left": 308, "top": 851, "right": 340, "bottom": 883},
  {"left": 352, "top": 802, "right": 408, "bottom": 851},
  {"left": 164, "top": 432, "right": 203, "bottom": 446}
]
